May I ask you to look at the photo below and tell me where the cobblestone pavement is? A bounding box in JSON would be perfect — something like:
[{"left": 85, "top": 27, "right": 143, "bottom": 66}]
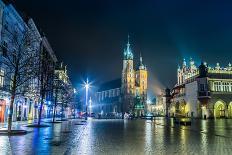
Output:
[{"left": 1, "top": 118, "right": 232, "bottom": 155}]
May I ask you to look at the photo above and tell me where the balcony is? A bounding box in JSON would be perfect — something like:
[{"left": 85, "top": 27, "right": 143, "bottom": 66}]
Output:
[{"left": 198, "top": 91, "right": 211, "bottom": 98}]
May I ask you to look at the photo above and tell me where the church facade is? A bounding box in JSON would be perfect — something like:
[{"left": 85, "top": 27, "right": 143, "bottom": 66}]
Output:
[{"left": 94, "top": 36, "right": 148, "bottom": 117}]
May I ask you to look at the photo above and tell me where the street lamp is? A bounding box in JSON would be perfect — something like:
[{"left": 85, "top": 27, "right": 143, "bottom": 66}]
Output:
[
  {"left": 84, "top": 78, "right": 90, "bottom": 120},
  {"left": 89, "top": 97, "right": 92, "bottom": 115}
]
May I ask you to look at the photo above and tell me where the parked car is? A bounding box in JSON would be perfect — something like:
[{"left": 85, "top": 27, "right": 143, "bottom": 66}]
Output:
[{"left": 145, "top": 113, "right": 154, "bottom": 120}]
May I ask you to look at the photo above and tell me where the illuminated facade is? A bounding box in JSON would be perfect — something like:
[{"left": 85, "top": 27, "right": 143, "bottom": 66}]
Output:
[
  {"left": 54, "top": 62, "right": 74, "bottom": 119},
  {"left": 170, "top": 58, "right": 232, "bottom": 119},
  {"left": 122, "top": 36, "right": 148, "bottom": 115},
  {"left": 0, "top": 0, "right": 59, "bottom": 122},
  {"left": 95, "top": 36, "right": 148, "bottom": 117}
]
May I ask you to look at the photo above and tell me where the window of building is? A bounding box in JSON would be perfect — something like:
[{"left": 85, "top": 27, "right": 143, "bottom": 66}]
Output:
[
  {"left": 113, "top": 89, "right": 115, "bottom": 97},
  {"left": 230, "top": 83, "right": 232, "bottom": 92},
  {"left": 224, "top": 82, "right": 230, "bottom": 92},
  {"left": 102, "top": 92, "right": 104, "bottom": 100},
  {"left": 105, "top": 91, "right": 108, "bottom": 98},
  {"left": 117, "top": 89, "right": 120, "bottom": 96},
  {"left": 214, "top": 82, "right": 221, "bottom": 92},
  {"left": 0, "top": 69, "right": 4, "bottom": 87},
  {"left": 109, "top": 90, "right": 112, "bottom": 97},
  {"left": 98, "top": 93, "right": 101, "bottom": 101}
]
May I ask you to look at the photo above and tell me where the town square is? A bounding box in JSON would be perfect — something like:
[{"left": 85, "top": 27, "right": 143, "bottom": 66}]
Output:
[{"left": 0, "top": 0, "right": 232, "bottom": 155}]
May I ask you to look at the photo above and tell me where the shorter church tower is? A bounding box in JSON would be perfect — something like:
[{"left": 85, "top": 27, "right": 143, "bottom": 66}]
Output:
[{"left": 135, "top": 54, "right": 148, "bottom": 115}]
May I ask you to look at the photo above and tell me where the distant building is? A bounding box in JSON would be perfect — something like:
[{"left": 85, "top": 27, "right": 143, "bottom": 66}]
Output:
[
  {"left": 95, "top": 79, "right": 121, "bottom": 116},
  {"left": 54, "top": 62, "right": 74, "bottom": 119},
  {"left": 147, "top": 88, "right": 171, "bottom": 117},
  {"left": 95, "top": 36, "right": 148, "bottom": 117},
  {"left": 169, "top": 58, "right": 232, "bottom": 119}
]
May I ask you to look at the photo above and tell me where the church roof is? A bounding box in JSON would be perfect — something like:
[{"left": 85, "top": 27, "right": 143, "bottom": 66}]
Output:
[
  {"left": 98, "top": 78, "right": 121, "bottom": 92},
  {"left": 123, "top": 35, "right": 133, "bottom": 60}
]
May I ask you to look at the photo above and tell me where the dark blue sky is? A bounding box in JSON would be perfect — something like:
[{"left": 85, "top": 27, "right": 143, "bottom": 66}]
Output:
[{"left": 15, "top": 0, "right": 232, "bottom": 94}]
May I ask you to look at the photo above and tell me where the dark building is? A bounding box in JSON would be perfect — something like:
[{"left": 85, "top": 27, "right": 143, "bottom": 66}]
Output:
[{"left": 94, "top": 79, "right": 121, "bottom": 117}]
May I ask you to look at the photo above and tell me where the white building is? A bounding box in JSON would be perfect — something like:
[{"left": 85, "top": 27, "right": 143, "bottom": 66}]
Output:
[{"left": 170, "top": 58, "right": 232, "bottom": 119}]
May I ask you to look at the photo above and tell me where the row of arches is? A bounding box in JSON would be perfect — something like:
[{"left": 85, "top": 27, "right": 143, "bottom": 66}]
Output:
[
  {"left": 169, "top": 101, "right": 188, "bottom": 117},
  {"left": 214, "top": 101, "right": 232, "bottom": 118},
  {"left": 170, "top": 100, "right": 232, "bottom": 118}
]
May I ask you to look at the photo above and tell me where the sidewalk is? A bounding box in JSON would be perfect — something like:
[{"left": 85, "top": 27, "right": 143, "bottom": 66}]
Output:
[{"left": 0, "top": 118, "right": 53, "bottom": 129}]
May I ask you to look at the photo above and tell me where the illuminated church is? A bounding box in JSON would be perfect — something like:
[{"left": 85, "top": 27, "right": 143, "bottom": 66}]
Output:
[{"left": 95, "top": 36, "right": 148, "bottom": 117}]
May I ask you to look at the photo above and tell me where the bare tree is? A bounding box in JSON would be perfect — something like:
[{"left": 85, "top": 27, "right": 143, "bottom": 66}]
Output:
[
  {"left": 37, "top": 42, "right": 55, "bottom": 126},
  {"left": 0, "top": 23, "right": 40, "bottom": 132},
  {"left": 52, "top": 74, "right": 64, "bottom": 122}
]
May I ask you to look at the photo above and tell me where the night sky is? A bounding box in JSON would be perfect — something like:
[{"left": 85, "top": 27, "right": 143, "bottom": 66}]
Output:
[{"left": 15, "top": 0, "right": 232, "bottom": 96}]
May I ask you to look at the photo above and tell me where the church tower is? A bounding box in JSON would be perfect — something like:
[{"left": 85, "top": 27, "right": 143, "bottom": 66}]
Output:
[
  {"left": 135, "top": 54, "right": 148, "bottom": 115},
  {"left": 122, "top": 35, "right": 135, "bottom": 113}
]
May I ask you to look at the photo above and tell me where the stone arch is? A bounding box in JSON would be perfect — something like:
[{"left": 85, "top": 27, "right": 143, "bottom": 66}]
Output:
[
  {"left": 179, "top": 101, "right": 186, "bottom": 117},
  {"left": 174, "top": 100, "right": 186, "bottom": 117},
  {"left": 228, "top": 102, "right": 232, "bottom": 118},
  {"left": 214, "top": 100, "right": 226, "bottom": 118}
]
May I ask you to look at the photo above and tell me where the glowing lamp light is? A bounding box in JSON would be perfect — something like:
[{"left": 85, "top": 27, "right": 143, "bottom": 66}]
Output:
[
  {"left": 47, "top": 101, "right": 51, "bottom": 105},
  {"left": 84, "top": 78, "right": 91, "bottom": 120}
]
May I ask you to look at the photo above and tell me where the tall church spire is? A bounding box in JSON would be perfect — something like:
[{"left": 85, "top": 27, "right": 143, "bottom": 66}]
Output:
[
  {"left": 123, "top": 35, "right": 133, "bottom": 60},
  {"left": 139, "top": 53, "right": 146, "bottom": 70},
  {"left": 140, "top": 53, "right": 143, "bottom": 65},
  {"left": 127, "top": 34, "right": 130, "bottom": 46}
]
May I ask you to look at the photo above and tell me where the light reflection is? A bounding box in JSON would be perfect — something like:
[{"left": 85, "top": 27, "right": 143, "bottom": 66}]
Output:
[
  {"left": 0, "top": 136, "right": 11, "bottom": 154},
  {"left": 78, "top": 120, "right": 92, "bottom": 154},
  {"left": 144, "top": 120, "right": 153, "bottom": 152}
]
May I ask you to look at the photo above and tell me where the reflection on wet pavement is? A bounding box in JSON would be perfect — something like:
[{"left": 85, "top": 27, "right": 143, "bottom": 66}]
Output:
[{"left": 1, "top": 118, "right": 232, "bottom": 154}]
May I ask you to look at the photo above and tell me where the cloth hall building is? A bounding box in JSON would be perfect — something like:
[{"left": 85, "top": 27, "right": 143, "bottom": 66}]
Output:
[{"left": 169, "top": 58, "right": 232, "bottom": 119}]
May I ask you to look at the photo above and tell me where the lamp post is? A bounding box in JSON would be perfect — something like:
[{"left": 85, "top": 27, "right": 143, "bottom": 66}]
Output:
[
  {"left": 89, "top": 97, "right": 92, "bottom": 115},
  {"left": 85, "top": 79, "right": 90, "bottom": 120}
]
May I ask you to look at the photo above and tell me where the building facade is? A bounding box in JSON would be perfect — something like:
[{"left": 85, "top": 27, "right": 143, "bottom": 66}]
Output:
[
  {"left": 95, "top": 36, "right": 148, "bottom": 117},
  {"left": 54, "top": 62, "right": 74, "bottom": 119},
  {"left": 169, "top": 58, "right": 232, "bottom": 119},
  {"left": 0, "top": 0, "right": 75, "bottom": 123}
]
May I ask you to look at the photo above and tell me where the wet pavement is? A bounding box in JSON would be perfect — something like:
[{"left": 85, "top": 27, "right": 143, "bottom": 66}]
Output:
[{"left": 1, "top": 118, "right": 232, "bottom": 155}]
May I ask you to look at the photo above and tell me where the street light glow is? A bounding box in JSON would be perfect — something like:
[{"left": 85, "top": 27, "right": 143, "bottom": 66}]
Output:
[{"left": 84, "top": 78, "right": 90, "bottom": 120}]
